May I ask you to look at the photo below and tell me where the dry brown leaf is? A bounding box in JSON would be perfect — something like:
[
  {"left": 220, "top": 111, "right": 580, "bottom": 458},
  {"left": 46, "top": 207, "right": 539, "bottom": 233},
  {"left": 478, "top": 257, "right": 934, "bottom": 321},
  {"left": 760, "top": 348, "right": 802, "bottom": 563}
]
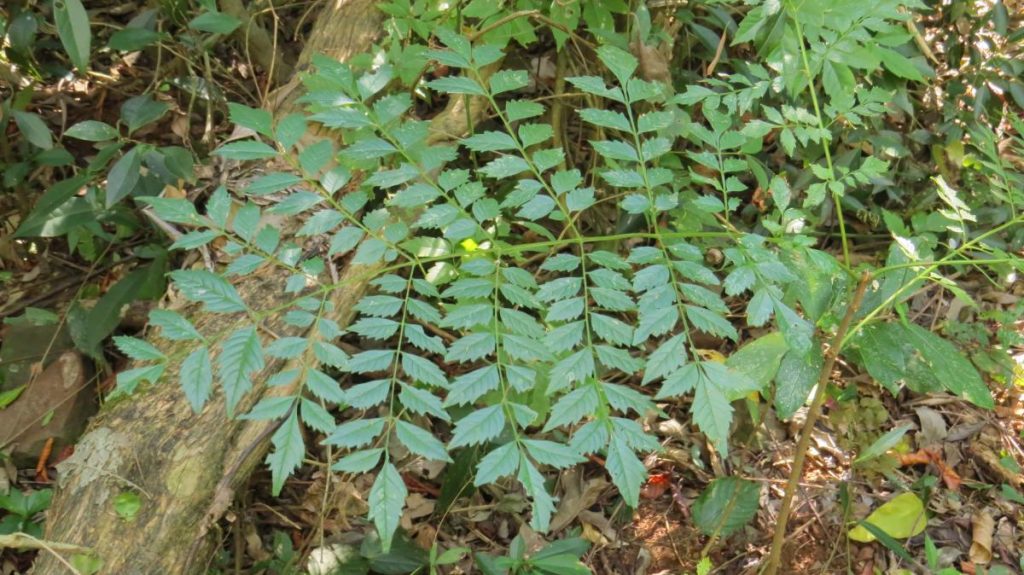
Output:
[
  {"left": 968, "top": 509, "right": 995, "bottom": 565},
  {"left": 578, "top": 510, "right": 617, "bottom": 543},
  {"left": 915, "top": 406, "right": 948, "bottom": 446},
  {"left": 629, "top": 41, "right": 670, "bottom": 84},
  {"left": 639, "top": 472, "right": 671, "bottom": 500},
  {"left": 550, "top": 469, "right": 608, "bottom": 532},
  {"left": 897, "top": 448, "right": 961, "bottom": 490},
  {"left": 580, "top": 521, "right": 608, "bottom": 546}
]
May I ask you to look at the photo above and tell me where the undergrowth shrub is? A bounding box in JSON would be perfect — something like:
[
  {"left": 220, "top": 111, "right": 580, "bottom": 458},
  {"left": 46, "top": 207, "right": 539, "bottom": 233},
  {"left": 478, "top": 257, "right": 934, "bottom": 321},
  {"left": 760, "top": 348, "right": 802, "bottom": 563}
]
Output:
[{"left": 111, "top": 0, "right": 1022, "bottom": 552}]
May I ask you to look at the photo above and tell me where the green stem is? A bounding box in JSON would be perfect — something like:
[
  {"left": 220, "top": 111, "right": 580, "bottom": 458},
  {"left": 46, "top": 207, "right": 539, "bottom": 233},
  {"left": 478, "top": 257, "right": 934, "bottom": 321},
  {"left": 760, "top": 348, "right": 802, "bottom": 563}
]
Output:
[
  {"left": 841, "top": 216, "right": 1024, "bottom": 347},
  {"left": 789, "top": 6, "right": 850, "bottom": 269}
]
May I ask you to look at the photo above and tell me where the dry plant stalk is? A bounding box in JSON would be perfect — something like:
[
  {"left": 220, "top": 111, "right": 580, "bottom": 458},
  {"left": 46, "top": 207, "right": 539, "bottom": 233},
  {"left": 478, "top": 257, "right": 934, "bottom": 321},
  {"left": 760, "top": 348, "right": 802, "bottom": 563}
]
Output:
[{"left": 764, "top": 271, "right": 871, "bottom": 575}]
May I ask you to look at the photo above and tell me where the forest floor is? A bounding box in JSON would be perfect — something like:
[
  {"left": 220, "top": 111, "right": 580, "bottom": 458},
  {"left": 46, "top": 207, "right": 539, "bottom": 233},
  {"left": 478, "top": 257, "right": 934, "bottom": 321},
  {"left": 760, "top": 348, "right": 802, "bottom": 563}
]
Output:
[{"left": 7, "top": 233, "right": 1020, "bottom": 574}]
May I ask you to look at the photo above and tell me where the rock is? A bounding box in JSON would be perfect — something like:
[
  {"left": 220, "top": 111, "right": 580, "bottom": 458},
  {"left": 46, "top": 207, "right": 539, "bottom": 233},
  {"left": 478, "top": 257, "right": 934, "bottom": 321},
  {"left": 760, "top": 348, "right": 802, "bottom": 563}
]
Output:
[
  {"left": 0, "top": 350, "right": 96, "bottom": 466},
  {"left": 0, "top": 321, "right": 74, "bottom": 390}
]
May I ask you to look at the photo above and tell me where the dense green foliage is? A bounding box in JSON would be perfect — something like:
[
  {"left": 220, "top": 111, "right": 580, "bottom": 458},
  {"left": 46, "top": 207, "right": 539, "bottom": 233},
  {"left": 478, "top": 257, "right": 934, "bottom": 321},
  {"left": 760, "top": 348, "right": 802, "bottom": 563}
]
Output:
[
  {"left": 3, "top": 0, "right": 1022, "bottom": 569},
  {"left": 102, "top": 0, "right": 1023, "bottom": 553}
]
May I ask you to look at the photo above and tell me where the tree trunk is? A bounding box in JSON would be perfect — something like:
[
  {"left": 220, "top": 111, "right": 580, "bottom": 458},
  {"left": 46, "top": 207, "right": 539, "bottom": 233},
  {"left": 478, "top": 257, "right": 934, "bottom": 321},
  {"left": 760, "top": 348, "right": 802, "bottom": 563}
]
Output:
[{"left": 31, "top": 2, "right": 414, "bottom": 573}]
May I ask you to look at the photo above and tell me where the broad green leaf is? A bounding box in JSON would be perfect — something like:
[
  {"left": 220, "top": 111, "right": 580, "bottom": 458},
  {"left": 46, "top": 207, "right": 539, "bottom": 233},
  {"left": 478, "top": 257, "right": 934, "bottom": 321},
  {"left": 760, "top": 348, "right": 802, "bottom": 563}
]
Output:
[
  {"left": 138, "top": 196, "right": 201, "bottom": 225},
  {"left": 275, "top": 113, "right": 307, "bottom": 150},
  {"left": 506, "top": 100, "right": 545, "bottom": 122},
  {"left": 544, "top": 385, "right": 600, "bottom": 431},
  {"left": 112, "top": 491, "right": 141, "bottom": 521},
  {"left": 245, "top": 170, "right": 301, "bottom": 195},
  {"left": 848, "top": 492, "right": 927, "bottom": 542},
  {"left": 774, "top": 345, "right": 823, "bottom": 420},
  {"left": 523, "top": 439, "right": 585, "bottom": 469},
  {"left": 692, "top": 477, "right": 760, "bottom": 537},
  {"left": 14, "top": 174, "right": 90, "bottom": 237},
  {"left": 265, "top": 336, "right": 307, "bottom": 359},
  {"left": 399, "top": 354, "right": 448, "bottom": 384},
  {"left": 300, "top": 398, "right": 335, "bottom": 433},
  {"left": 227, "top": 103, "right": 273, "bottom": 137},
  {"left": 446, "top": 365, "right": 500, "bottom": 406},
  {"left": 65, "top": 120, "right": 118, "bottom": 141},
  {"left": 643, "top": 334, "right": 686, "bottom": 384},
  {"left": 188, "top": 11, "right": 241, "bottom": 34},
  {"left": 398, "top": 383, "right": 449, "bottom": 422},
  {"left": 0, "top": 385, "right": 27, "bottom": 409},
  {"left": 54, "top": 0, "right": 91, "bottom": 73},
  {"left": 853, "top": 323, "right": 992, "bottom": 408},
  {"left": 462, "top": 131, "right": 517, "bottom": 152},
  {"left": 12, "top": 111, "right": 53, "bottom": 149},
  {"left": 108, "top": 27, "right": 163, "bottom": 51},
  {"left": 115, "top": 363, "right": 165, "bottom": 395},
  {"left": 105, "top": 146, "right": 142, "bottom": 207},
  {"left": 169, "top": 230, "right": 222, "bottom": 250},
  {"left": 876, "top": 47, "right": 925, "bottom": 82},
  {"left": 305, "top": 369, "right": 346, "bottom": 404},
  {"left": 71, "top": 261, "right": 167, "bottom": 360},
  {"left": 725, "top": 332, "right": 787, "bottom": 391},
  {"left": 342, "top": 137, "right": 397, "bottom": 161},
  {"left": 121, "top": 95, "right": 170, "bottom": 134},
  {"left": 596, "top": 45, "right": 637, "bottom": 84},
  {"left": 578, "top": 108, "right": 630, "bottom": 132},
  {"left": 236, "top": 396, "right": 292, "bottom": 419},
  {"left": 489, "top": 69, "right": 529, "bottom": 94}
]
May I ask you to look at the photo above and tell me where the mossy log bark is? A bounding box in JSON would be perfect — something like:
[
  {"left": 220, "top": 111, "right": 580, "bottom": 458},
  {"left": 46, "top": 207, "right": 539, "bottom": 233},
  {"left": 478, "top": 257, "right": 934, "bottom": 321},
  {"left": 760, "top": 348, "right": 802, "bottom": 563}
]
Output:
[{"left": 31, "top": 2, "right": 481, "bottom": 573}]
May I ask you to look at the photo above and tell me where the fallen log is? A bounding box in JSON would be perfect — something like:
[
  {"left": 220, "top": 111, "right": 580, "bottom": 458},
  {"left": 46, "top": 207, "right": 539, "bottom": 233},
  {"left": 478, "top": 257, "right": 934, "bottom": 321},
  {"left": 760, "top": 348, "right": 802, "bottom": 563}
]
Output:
[{"left": 31, "top": 1, "right": 485, "bottom": 572}]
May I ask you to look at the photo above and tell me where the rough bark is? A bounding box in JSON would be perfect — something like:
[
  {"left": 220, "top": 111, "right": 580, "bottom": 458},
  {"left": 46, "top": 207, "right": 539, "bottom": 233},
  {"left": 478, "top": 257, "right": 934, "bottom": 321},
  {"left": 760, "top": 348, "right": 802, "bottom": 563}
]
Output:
[{"left": 31, "top": 2, "right": 391, "bottom": 574}]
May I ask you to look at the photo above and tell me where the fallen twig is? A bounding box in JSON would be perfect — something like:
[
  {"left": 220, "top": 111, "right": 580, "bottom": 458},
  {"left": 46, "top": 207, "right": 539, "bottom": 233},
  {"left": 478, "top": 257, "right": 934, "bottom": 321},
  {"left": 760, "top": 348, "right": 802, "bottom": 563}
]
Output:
[{"left": 0, "top": 532, "right": 90, "bottom": 574}]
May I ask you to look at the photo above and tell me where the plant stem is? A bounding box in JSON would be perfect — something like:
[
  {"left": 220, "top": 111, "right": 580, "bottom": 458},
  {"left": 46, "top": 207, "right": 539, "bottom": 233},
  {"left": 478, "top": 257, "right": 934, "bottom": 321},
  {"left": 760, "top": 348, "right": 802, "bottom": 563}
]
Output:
[
  {"left": 790, "top": 7, "right": 850, "bottom": 269},
  {"left": 763, "top": 271, "right": 871, "bottom": 575}
]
